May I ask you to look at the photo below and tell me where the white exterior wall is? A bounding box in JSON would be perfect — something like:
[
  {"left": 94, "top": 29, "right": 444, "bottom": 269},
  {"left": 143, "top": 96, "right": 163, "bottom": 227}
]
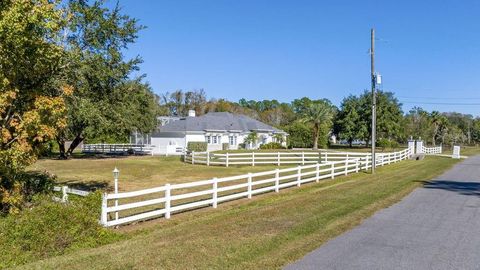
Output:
[
  {"left": 151, "top": 131, "right": 287, "bottom": 154},
  {"left": 151, "top": 136, "right": 185, "bottom": 155}
]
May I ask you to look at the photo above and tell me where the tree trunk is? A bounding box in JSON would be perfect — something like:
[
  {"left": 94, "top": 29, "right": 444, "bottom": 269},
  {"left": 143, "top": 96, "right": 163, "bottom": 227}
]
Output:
[
  {"left": 66, "top": 134, "right": 84, "bottom": 157},
  {"left": 349, "top": 139, "right": 353, "bottom": 148},
  {"left": 57, "top": 137, "right": 67, "bottom": 159},
  {"left": 313, "top": 124, "right": 319, "bottom": 150}
]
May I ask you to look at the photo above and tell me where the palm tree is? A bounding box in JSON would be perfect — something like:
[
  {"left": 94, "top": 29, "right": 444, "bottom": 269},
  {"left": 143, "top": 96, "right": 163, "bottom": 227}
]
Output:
[
  {"left": 300, "top": 102, "right": 334, "bottom": 150},
  {"left": 244, "top": 131, "right": 258, "bottom": 149}
]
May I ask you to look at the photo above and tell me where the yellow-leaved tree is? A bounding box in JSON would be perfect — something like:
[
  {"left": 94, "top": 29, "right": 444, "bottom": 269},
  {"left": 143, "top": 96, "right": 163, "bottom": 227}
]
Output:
[{"left": 0, "top": 0, "right": 69, "bottom": 214}]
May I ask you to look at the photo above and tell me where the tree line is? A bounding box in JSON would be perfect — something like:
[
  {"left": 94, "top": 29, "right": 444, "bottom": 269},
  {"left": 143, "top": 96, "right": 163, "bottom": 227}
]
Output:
[{"left": 158, "top": 89, "right": 480, "bottom": 149}]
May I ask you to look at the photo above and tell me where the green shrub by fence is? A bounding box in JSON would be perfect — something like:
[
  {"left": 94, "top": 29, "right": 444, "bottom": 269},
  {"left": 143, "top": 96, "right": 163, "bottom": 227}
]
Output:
[
  {"left": 187, "top": 142, "right": 207, "bottom": 152},
  {"left": 260, "top": 142, "right": 284, "bottom": 149}
]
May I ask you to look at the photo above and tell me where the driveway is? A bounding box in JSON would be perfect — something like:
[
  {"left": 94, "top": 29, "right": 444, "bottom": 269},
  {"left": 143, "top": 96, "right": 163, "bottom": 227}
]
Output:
[{"left": 285, "top": 155, "right": 480, "bottom": 270}]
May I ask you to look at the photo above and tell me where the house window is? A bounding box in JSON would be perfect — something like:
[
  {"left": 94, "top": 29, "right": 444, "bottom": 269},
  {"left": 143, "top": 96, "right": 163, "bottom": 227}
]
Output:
[
  {"left": 212, "top": 135, "right": 218, "bottom": 144},
  {"left": 206, "top": 136, "right": 211, "bottom": 144},
  {"left": 229, "top": 136, "right": 236, "bottom": 146}
]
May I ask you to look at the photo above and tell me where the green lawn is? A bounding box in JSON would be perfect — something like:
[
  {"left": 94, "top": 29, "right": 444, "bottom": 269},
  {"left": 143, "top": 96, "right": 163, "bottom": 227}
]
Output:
[
  {"left": 19, "top": 155, "right": 461, "bottom": 270},
  {"left": 30, "top": 156, "right": 291, "bottom": 192}
]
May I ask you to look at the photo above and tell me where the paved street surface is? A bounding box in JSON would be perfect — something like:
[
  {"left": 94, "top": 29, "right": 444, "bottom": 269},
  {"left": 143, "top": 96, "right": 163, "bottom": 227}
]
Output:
[{"left": 285, "top": 156, "right": 480, "bottom": 270}]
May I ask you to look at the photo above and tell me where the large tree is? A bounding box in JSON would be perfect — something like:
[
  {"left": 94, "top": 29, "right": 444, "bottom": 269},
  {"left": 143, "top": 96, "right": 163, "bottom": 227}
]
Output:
[
  {"left": 0, "top": 0, "right": 68, "bottom": 213},
  {"left": 334, "top": 95, "right": 367, "bottom": 147},
  {"left": 56, "top": 0, "right": 157, "bottom": 158}
]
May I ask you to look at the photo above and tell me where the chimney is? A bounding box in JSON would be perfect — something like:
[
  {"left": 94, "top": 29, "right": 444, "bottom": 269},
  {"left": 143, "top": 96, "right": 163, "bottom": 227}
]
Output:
[{"left": 188, "top": 109, "right": 196, "bottom": 117}]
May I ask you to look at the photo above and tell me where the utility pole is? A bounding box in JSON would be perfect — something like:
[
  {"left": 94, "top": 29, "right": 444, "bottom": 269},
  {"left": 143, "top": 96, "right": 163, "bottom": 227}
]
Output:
[{"left": 370, "top": 28, "right": 376, "bottom": 174}]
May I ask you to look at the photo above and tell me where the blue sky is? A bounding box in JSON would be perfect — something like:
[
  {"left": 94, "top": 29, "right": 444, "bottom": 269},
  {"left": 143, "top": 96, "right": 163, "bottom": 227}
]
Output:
[{"left": 117, "top": 0, "right": 480, "bottom": 116}]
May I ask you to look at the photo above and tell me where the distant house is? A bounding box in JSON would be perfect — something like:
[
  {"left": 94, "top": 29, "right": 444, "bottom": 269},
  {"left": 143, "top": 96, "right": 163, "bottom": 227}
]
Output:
[{"left": 132, "top": 110, "right": 287, "bottom": 155}]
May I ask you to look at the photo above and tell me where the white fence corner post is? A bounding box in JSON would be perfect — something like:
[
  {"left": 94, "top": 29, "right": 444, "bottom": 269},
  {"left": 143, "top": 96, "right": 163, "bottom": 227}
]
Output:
[
  {"left": 212, "top": 177, "right": 218, "bottom": 208},
  {"left": 355, "top": 160, "right": 359, "bottom": 173},
  {"left": 252, "top": 152, "right": 255, "bottom": 166},
  {"left": 301, "top": 152, "right": 305, "bottom": 165},
  {"left": 226, "top": 152, "right": 229, "bottom": 167},
  {"left": 207, "top": 151, "right": 210, "bottom": 166},
  {"left": 275, "top": 169, "right": 280, "bottom": 192},
  {"left": 62, "top": 186, "right": 68, "bottom": 203},
  {"left": 247, "top": 173, "right": 252, "bottom": 198},
  {"left": 344, "top": 159, "right": 348, "bottom": 175},
  {"left": 165, "top": 183, "right": 171, "bottom": 219},
  {"left": 277, "top": 152, "right": 281, "bottom": 166},
  {"left": 101, "top": 193, "right": 108, "bottom": 226},
  {"left": 297, "top": 166, "right": 301, "bottom": 187},
  {"left": 192, "top": 151, "right": 195, "bottom": 165},
  {"left": 315, "top": 163, "right": 320, "bottom": 183}
]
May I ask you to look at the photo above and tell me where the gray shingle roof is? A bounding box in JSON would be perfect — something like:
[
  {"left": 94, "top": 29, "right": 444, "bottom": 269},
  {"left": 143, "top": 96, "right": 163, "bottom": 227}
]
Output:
[{"left": 159, "top": 112, "right": 285, "bottom": 133}]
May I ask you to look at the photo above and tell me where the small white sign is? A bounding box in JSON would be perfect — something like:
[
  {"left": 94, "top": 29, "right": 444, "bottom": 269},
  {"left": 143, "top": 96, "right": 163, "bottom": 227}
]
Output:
[{"left": 453, "top": 146, "right": 460, "bottom": 159}]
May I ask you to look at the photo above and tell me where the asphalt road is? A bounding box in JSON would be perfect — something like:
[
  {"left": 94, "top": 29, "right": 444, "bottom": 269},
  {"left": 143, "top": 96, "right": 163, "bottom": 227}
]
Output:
[{"left": 285, "top": 156, "right": 480, "bottom": 270}]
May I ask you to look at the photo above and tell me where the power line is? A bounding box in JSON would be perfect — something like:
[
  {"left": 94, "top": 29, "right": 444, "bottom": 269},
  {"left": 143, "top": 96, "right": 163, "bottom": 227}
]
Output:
[
  {"left": 398, "top": 96, "right": 480, "bottom": 100},
  {"left": 400, "top": 101, "right": 480, "bottom": 106}
]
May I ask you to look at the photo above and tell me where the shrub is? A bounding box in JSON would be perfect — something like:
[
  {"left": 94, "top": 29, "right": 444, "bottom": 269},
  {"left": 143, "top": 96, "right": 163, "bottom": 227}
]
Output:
[
  {"left": 0, "top": 192, "right": 120, "bottom": 268},
  {"left": 284, "top": 122, "right": 313, "bottom": 148},
  {"left": 259, "top": 142, "right": 283, "bottom": 150},
  {"left": 222, "top": 143, "right": 229, "bottom": 150},
  {"left": 377, "top": 138, "right": 392, "bottom": 150},
  {"left": 238, "top": 143, "right": 246, "bottom": 149},
  {"left": 187, "top": 142, "right": 207, "bottom": 152},
  {"left": 1, "top": 171, "right": 55, "bottom": 214}
]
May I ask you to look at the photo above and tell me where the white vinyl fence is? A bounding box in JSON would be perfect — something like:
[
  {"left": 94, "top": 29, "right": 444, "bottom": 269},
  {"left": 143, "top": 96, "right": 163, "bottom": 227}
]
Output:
[
  {"left": 422, "top": 145, "right": 442, "bottom": 155},
  {"left": 184, "top": 149, "right": 411, "bottom": 167},
  {"left": 184, "top": 151, "right": 320, "bottom": 166},
  {"left": 101, "top": 148, "right": 412, "bottom": 227},
  {"left": 53, "top": 186, "right": 90, "bottom": 203},
  {"left": 82, "top": 144, "right": 155, "bottom": 155}
]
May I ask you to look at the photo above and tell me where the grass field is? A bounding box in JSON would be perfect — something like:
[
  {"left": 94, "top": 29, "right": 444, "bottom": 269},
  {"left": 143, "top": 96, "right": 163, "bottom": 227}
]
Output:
[
  {"left": 30, "top": 156, "right": 292, "bottom": 192},
  {"left": 19, "top": 155, "right": 462, "bottom": 270}
]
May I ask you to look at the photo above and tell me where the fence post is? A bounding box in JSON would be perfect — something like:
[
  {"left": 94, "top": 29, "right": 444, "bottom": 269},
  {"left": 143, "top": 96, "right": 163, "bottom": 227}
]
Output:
[
  {"left": 331, "top": 162, "right": 335, "bottom": 179},
  {"left": 297, "top": 166, "right": 301, "bottom": 187},
  {"left": 226, "top": 153, "right": 229, "bottom": 167},
  {"left": 192, "top": 151, "right": 195, "bottom": 165},
  {"left": 301, "top": 152, "right": 305, "bottom": 165},
  {"left": 62, "top": 186, "right": 68, "bottom": 203},
  {"left": 101, "top": 193, "right": 108, "bottom": 226},
  {"left": 355, "top": 160, "right": 359, "bottom": 173},
  {"left": 252, "top": 152, "right": 255, "bottom": 167},
  {"left": 277, "top": 152, "right": 281, "bottom": 166},
  {"left": 315, "top": 163, "right": 320, "bottom": 182},
  {"left": 275, "top": 169, "right": 280, "bottom": 192},
  {"left": 344, "top": 159, "right": 348, "bottom": 175},
  {"left": 247, "top": 173, "right": 252, "bottom": 198},
  {"left": 212, "top": 178, "right": 218, "bottom": 208},
  {"left": 114, "top": 175, "right": 119, "bottom": 221},
  {"left": 207, "top": 152, "right": 210, "bottom": 166},
  {"left": 165, "top": 184, "right": 171, "bottom": 219}
]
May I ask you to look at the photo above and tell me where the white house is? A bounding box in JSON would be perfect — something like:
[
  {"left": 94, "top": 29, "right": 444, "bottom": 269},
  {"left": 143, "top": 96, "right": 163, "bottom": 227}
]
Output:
[{"left": 134, "top": 111, "right": 287, "bottom": 155}]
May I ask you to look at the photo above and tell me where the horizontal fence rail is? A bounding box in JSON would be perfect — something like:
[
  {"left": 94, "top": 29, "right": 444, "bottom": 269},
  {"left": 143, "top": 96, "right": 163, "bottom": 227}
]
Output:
[
  {"left": 102, "top": 148, "right": 412, "bottom": 227},
  {"left": 53, "top": 186, "right": 90, "bottom": 203},
  {"left": 422, "top": 145, "right": 442, "bottom": 155},
  {"left": 82, "top": 143, "right": 155, "bottom": 155}
]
